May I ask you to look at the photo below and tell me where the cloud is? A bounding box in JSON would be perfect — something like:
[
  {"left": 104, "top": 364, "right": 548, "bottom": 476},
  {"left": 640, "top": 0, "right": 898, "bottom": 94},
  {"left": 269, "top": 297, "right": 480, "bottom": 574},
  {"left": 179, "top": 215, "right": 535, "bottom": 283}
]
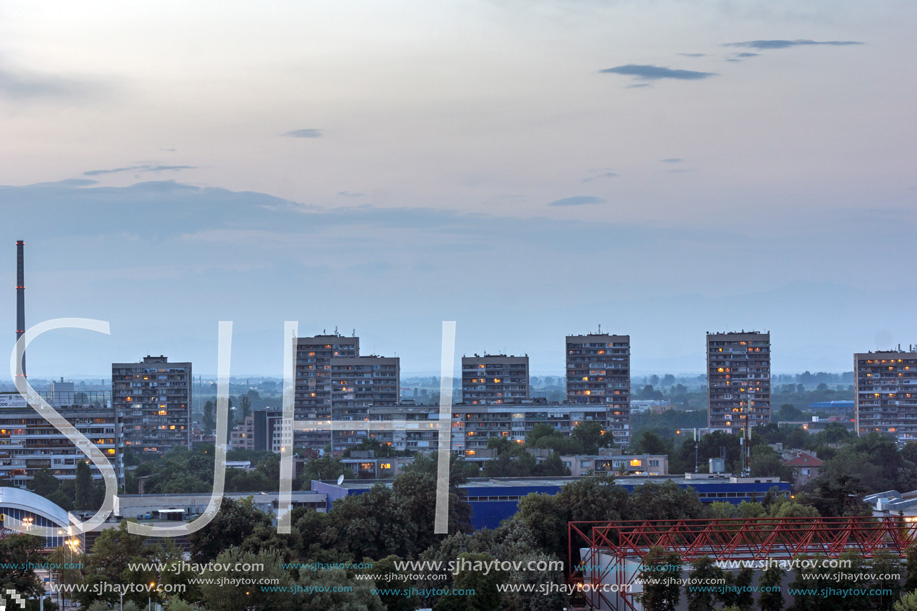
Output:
[
  {"left": 727, "top": 51, "right": 760, "bottom": 62},
  {"left": 627, "top": 83, "right": 651, "bottom": 89},
  {"left": 600, "top": 64, "right": 716, "bottom": 81},
  {"left": 582, "top": 171, "right": 618, "bottom": 183},
  {"left": 84, "top": 165, "right": 197, "bottom": 176},
  {"left": 23, "top": 178, "right": 98, "bottom": 188},
  {"left": 146, "top": 165, "right": 196, "bottom": 172},
  {"left": 726, "top": 39, "right": 863, "bottom": 50},
  {"left": 547, "top": 195, "right": 605, "bottom": 207},
  {"left": 0, "top": 65, "right": 103, "bottom": 102},
  {"left": 0, "top": 68, "right": 72, "bottom": 99},
  {"left": 284, "top": 129, "right": 323, "bottom": 138},
  {"left": 84, "top": 166, "right": 146, "bottom": 176},
  {"left": 661, "top": 158, "right": 683, "bottom": 163},
  {"left": 338, "top": 191, "right": 365, "bottom": 198},
  {"left": 678, "top": 53, "right": 706, "bottom": 57}
]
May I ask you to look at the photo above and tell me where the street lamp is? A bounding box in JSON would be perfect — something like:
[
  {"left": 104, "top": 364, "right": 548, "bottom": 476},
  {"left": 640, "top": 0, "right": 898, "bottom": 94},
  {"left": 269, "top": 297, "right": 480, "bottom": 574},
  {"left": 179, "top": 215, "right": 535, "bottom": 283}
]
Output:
[{"left": 149, "top": 582, "right": 156, "bottom": 611}]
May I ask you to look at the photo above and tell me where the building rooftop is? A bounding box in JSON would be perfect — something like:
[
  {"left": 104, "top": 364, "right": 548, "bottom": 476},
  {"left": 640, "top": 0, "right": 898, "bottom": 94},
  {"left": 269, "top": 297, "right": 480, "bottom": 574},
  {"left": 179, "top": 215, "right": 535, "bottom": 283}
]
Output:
[
  {"left": 320, "top": 474, "right": 786, "bottom": 491},
  {"left": 0, "top": 487, "right": 71, "bottom": 527},
  {"left": 783, "top": 453, "right": 823, "bottom": 468}
]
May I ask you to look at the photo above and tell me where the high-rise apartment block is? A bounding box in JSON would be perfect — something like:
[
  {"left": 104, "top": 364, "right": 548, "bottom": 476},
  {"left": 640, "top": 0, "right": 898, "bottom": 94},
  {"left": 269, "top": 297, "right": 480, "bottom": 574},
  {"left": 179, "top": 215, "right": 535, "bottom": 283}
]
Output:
[
  {"left": 855, "top": 348, "right": 917, "bottom": 440},
  {"left": 293, "top": 333, "right": 401, "bottom": 450},
  {"left": 294, "top": 334, "right": 360, "bottom": 413},
  {"left": 331, "top": 356, "right": 401, "bottom": 414},
  {"left": 461, "top": 355, "right": 529, "bottom": 405},
  {"left": 565, "top": 334, "right": 631, "bottom": 444},
  {"left": 707, "top": 332, "right": 771, "bottom": 433},
  {"left": 112, "top": 355, "right": 192, "bottom": 456}
]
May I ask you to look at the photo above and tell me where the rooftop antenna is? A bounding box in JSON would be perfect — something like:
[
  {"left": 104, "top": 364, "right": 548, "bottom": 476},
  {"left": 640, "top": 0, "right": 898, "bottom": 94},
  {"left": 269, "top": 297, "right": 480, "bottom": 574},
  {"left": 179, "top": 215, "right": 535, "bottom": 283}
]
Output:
[
  {"left": 334, "top": 325, "right": 338, "bottom": 335},
  {"left": 352, "top": 329, "right": 355, "bottom": 337},
  {"left": 598, "top": 323, "right": 601, "bottom": 334}
]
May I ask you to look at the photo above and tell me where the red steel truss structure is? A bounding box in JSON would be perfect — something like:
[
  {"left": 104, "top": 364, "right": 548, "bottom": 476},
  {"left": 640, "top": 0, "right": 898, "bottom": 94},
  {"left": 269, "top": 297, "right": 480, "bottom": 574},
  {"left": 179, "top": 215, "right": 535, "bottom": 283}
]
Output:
[{"left": 568, "top": 516, "right": 917, "bottom": 611}]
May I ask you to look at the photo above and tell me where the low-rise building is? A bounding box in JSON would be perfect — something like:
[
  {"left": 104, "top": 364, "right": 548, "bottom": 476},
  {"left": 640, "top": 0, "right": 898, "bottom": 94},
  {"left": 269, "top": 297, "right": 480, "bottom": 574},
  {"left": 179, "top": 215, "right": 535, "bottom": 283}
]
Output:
[
  {"left": 559, "top": 453, "right": 669, "bottom": 477},
  {"left": 781, "top": 449, "right": 822, "bottom": 487},
  {"left": 0, "top": 391, "right": 122, "bottom": 487},
  {"left": 339, "top": 452, "right": 415, "bottom": 479},
  {"left": 363, "top": 403, "right": 608, "bottom": 456},
  {"left": 230, "top": 415, "right": 255, "bottom": 450},
  {"left": 112, "top": 491, "right": 327, "bottom": 521}
]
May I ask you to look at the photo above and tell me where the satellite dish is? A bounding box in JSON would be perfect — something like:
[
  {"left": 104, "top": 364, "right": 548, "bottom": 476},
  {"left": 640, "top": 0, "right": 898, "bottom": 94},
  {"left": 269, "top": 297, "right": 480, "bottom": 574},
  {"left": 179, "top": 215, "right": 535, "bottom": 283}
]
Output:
[{"left": 337, "top": 474, "right": 345, "bottom": 486}]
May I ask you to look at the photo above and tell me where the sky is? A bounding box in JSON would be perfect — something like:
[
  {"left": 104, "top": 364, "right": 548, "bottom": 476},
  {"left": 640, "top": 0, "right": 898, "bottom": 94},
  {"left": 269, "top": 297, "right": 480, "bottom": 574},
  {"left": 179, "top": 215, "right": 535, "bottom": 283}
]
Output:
[{"left": 1, "top": 1, "right": 915, "bottom": 378}]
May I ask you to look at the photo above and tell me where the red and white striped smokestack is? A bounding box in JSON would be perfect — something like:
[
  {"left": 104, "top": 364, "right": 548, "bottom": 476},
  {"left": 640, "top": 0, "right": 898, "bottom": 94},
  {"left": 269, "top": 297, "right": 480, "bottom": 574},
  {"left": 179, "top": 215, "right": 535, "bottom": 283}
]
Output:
[{"left": 15, "top": 240, "right": 25, "bottom": 377}]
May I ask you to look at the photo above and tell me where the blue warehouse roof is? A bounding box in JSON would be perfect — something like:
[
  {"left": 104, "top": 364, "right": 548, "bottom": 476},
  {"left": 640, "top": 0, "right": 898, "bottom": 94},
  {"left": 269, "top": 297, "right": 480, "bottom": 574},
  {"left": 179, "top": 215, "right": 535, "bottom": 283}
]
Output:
[{"left": 313, "top": 475, "right": 791, "bottom": 530}]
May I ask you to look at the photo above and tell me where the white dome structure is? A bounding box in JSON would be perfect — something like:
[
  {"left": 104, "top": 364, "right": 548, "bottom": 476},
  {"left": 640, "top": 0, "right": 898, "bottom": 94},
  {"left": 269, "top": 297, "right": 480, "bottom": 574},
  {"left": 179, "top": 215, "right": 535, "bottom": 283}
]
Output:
[{"left": 0, "top": 487, "right": 76, "bottom": 548}]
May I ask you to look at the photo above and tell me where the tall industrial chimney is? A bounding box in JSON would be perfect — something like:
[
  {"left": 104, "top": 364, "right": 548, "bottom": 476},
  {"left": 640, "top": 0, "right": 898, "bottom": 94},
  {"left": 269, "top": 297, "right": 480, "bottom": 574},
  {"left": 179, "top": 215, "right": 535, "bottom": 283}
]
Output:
[{"left": 15, "top": 240, "right": 25, "bottom": 377}]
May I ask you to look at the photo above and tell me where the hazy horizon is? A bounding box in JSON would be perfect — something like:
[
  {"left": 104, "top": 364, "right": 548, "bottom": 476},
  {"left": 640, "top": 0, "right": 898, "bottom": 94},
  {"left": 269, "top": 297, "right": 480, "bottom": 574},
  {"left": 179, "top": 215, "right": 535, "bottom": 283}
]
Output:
[{"left": 2, "top": 1, "right": 915, "bottom": 379}]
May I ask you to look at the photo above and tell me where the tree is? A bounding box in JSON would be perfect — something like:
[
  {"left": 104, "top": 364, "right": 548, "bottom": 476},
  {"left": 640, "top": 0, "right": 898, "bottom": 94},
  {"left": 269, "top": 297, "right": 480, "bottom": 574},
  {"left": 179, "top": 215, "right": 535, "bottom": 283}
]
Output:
[
  {"left": 239, "top": 395, "right": 252, "bottom": 421},
  {"left": 768, "top": 498, "right": 819, "bottom": 519},
  {"left": 392, "top": 470, "right": 472, "bottom": 555},
  {"left": 75, "top": 460, "right": 93, "bottom": 510},
  {"left": 774, "top": 404, "right": 805, "bottom": 423},
  {"left": 808, "top": 474, "right": 869, "bottom": 517},
  {"left": 640, "top": 384, "right": 664, "bottom": 400},
  {"left": 490, "top": 523, "right": 567, "bottom": 611},
  {"left": 629, "top": 430, "right": 673, "bottom": 456},
  {"left": 512, "top": 493, "right": 567, "bottom": 565},
  {"left": 203, "top": 400, "right": 215, "bottom": 433},
  {"left": 198, "top": 549, "right": 298, "bottom": 611},
  {"left": 295, "top": 567, "right": 385, "bottom": 611},
  {"left": 639, "top": 546, "right": 681, "bottom": 611},
  {"left": 818, "top": 433, "right": 917, "bottom": 499},
  {"left": 628, "top": 481, "right": 705, "bottom": 521},
  {"left": 750, "top": 445, "right": 791, "bottom": 479},
  {"left": 730, "top": 567, "right": 755, "bottom": 611},
  {"left": 364, "top": 555, "right": 419, "bottom": 611},
  {"left": 48, "top": 544, "right": 84, "bottom": 610},
  {"left": 28, "top": 468, "right": 60, "bottom": 497},
  {"left": 434, "top": 553, "right": 505, "bottom": 611},
  {"left": 571, "top": 421, "right": 612, "bottom": 454},
  {"left": 896, "top": 591, "right": 917, "bottom": 611},
  {"left": 758, "top": 565, "right": 785, "bottom": 611},
  {"left": 331, "top": 483, "right": 415, "bottom": 560},
  {"left": 189, "top": 497, "right": 271, "bottom": 563},
  {"left": 510, "top": 475, "right": 628, "bottom": 566},
  {"left": 482, "top": 440, "right": 538, "bottom": 477},
  {"left": 78, "top": 522, "right": 181, "bottom": 609},
  {"left": 0, "top": 534, "right": 45, "bottom": 604},
  {"left": 299, "top": 455, "right": 354, "bottom": 489},
  {"left": 527, "top": 423, "right": 559, "bottom": 446},
  {"left": 870, "top": 549, "right": 901, "bottom": 611},
  {"left": 905, "top": 544, "right": 917, "bottom": 593},
  {"left": 540, "top": 452, "right": 570, "bottom": 476},
  {"left": 290, "top": 509, "right": 351, "bottom": 566},
  {"left": 686, "top": 556, "right": 723, "bottom": 611}
]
